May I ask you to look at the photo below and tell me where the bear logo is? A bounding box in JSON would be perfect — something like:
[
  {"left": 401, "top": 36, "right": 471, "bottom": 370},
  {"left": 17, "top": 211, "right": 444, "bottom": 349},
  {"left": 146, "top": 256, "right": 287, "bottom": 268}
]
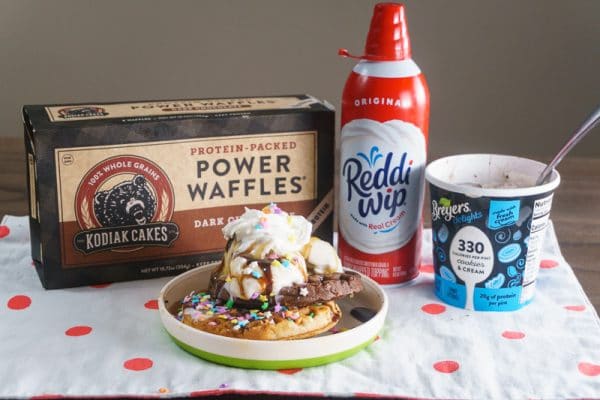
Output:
[{"left": 93, "top": 175, "right": 156, "bottom": 227}]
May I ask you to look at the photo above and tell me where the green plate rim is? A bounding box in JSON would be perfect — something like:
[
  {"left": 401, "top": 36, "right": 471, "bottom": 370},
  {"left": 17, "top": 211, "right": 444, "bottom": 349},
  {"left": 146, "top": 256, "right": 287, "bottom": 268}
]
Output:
[{"left": 169, "top": 332, "right": 378, "bottom": 369}]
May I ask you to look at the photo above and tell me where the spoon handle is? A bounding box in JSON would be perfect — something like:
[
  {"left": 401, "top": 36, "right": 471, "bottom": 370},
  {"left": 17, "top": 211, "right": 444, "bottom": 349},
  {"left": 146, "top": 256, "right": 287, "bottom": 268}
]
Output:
[{"left": 537, "top": 106, "right": 600, "bottom": 185}]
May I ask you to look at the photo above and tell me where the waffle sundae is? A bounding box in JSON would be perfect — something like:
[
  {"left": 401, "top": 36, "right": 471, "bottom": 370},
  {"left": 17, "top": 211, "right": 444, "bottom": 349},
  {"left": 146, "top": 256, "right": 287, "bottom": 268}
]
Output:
[{"left": 176, "top": 203, "right": 362, "bottom": 340}]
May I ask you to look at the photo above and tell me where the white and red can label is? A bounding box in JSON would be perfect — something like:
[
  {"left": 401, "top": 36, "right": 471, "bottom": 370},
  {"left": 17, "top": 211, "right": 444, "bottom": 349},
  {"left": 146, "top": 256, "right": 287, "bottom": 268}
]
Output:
[{"left": 338, "top": 60, "right": 429, "bottom": 284}]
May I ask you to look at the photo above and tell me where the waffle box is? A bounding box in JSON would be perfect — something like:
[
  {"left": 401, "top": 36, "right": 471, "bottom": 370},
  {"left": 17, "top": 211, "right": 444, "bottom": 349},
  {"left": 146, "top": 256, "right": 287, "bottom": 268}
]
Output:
[{"left": 23, "top": 95, "right": 334, "bottom": 289}]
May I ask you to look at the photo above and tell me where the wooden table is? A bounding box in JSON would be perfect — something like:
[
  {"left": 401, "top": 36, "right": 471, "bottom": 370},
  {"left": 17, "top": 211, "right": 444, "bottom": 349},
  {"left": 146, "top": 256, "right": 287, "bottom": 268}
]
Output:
[{"left": 1, "top": 137, "right": 598, "bottom": 309}]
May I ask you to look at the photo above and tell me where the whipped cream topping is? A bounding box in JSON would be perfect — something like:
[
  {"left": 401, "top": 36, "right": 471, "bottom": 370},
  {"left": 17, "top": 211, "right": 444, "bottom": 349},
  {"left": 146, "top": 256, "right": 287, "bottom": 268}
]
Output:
[{"left": 222, "top": 204, "right": 312, "bottom": 259}]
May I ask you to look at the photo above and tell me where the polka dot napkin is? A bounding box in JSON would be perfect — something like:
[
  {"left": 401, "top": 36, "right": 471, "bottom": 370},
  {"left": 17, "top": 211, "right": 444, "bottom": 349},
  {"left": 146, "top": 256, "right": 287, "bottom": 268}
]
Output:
[{"left": 1, "top": 215, "right": 599, "bottom": 399}]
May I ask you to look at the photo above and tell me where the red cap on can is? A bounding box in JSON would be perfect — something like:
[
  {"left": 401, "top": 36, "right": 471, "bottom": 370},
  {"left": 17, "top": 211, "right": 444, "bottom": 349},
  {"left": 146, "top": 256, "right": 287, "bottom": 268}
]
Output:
[
  {"left": 364, "top": 3, "right": 411, "bottom": 61},
  {"left": 339, "top": 3, "right": 412, "bottom": 61}
]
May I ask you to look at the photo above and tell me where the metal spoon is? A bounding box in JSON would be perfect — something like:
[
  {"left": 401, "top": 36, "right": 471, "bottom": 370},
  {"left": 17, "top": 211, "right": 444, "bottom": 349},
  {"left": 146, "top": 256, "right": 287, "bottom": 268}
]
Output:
[{"left": 537, "top": 105, "right": 600, "bottom": 185}]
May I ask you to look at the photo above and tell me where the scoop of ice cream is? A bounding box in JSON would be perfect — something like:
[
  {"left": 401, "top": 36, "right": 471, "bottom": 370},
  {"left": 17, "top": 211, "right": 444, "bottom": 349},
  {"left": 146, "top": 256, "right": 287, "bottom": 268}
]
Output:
[
  {"left": 302, "top": 237, "right": 343, "bottom": 275},
  {"left": 221, "top": 255, "right": 308, "bottom": 300},
  {"left": 218, "top": 204, "right": 311, "bottom": 300}
]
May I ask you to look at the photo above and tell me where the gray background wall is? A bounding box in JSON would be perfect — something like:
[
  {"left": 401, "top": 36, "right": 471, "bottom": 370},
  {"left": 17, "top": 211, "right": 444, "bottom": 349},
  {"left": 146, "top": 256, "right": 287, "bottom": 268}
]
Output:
[{"left": 1, "top": 0, "right": 598, "bottom": 158}]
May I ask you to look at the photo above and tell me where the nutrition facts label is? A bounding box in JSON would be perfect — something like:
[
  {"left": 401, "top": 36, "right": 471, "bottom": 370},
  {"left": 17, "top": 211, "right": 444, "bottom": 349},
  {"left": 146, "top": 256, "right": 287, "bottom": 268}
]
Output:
[{"left": 520, "top": 194, "right": 554, "bottom": 303}]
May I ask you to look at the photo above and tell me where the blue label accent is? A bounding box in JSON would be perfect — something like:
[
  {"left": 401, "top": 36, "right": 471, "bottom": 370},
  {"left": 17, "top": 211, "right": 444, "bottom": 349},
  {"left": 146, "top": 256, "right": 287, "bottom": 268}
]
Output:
[
  {"left": 497, "top": 243, "right": 522, "bottom": 264},
  {"left": 484, "top": 273, "right": 506, "bottom": 289},
  {"left": 452, "top": 211, "right": 484, "bottom": 225},
  {"left": 487, "top": 200, "right": 520, "bottom": 230},
  {"left": 437, "top": 224, "right": 449, "bottom": 243},
  {"left": 439, "top": 266, "right": 456, "bottom": 283},
  {"left": 435, "top": 275, "right": 525, "bottom": 311},
  {"left": 474, "top": 287, "right": 523, "bottom": 311},
  {"left": 434, "top": 275, "right": 466, "bottom": 309}
]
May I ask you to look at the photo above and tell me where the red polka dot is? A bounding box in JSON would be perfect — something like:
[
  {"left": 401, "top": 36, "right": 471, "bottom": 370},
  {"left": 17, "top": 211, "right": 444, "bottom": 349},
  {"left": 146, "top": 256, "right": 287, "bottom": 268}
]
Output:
[
  {"left": 502, "top": 330, "right": 525, "bottom": 339},
  {"left": 90, "top": 283, "right": 111, "bottom": 288},
  {"left": 540, "top": 259, "right": 559, "bottom": 269},
  {"left": 433, "top": 360, "right": 459, "bottom": 373},
  {"left": 578, "top": 362, "right": 600, "bottom": 377},
  {"left": 145, "top": 299, "right": 159, "bottom": 310},
  {"left": 421, "top": 303, "right": 446, "bottom": 315},
  {"left": 124, "top": 357, "right": 153, "bottom": 371},
  {"left": 0, "top": 225, "right": 10, "bottom": 238},
  {"left": 565, "top": 305, "right": 586, "bottom": 312},
  {"left": 277, "top": 368, "right": 303, "bottom": 375},
  {"left": 7, "top": 295, "right": 31, "bottom": 310},
  {"left": 65, "top": 326, "right": 92, "bottom": 336},
  {"left": 420, "top": 263, "right": 434, "bottom": 273}
]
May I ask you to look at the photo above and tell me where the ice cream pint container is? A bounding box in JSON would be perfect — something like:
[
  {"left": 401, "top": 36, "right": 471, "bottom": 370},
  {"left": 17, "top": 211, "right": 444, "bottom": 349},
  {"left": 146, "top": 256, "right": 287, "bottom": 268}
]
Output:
[
  {"left": 425, "top": 154, "right": 560, "bottom": 311},
  {"left": 338, "top": 3, "right": 430, "bottom": 284}
]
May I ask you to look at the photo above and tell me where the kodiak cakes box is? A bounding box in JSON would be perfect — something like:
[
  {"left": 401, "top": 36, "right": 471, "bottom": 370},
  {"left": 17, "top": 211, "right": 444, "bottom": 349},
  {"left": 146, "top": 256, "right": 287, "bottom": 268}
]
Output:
[{"left": 23, "top": 95, "right": 334, "bottom": 289}]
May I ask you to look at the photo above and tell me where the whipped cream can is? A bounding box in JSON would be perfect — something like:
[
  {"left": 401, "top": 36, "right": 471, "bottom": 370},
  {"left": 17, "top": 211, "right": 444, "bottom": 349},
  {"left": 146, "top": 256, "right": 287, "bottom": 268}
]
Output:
[{"left": 338, "top": 3, "right": 429, "bottom": 284}]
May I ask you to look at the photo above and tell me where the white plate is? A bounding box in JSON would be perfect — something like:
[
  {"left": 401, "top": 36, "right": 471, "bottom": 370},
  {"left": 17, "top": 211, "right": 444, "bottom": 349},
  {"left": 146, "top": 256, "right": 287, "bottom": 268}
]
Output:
[{"left": 158, "top": 262, "right": 388, "bottom": 369}]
